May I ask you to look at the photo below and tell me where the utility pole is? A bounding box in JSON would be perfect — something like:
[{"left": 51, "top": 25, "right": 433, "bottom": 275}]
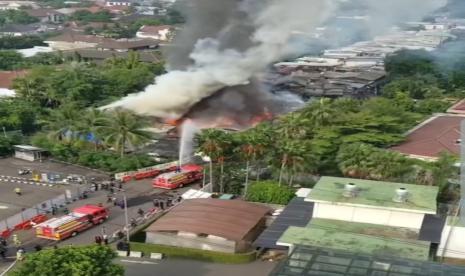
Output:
[
  {"left": 114, "top": 187, "right": 130, "bottom": 243},
  {"left": 460, "top": 120, "right": 465, "bottom": 223}
]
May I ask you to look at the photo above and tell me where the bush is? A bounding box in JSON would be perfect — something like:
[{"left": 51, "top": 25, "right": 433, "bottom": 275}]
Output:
[
  {"left": 130, "top": 242, "right": 256, "bottom": 264},
  {"left": 246, "top": 181, "right": 295, "bottom": 205}
]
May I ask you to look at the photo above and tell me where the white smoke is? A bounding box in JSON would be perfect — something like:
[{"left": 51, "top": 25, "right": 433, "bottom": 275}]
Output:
[
  {"left": 104, "top": 0, "right": 446, "bottom": 119},
  {"left": 104, "top": 0, "right": 335, "bottom": 119}
]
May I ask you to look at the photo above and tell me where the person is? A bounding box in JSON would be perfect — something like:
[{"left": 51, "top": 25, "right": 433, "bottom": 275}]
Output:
[
  {"left": 0, "top": 237, "right": 7, "bottom": 247},
  {"left": 0, "top": 243, "right": 6, "bottom": 260},
  {"left": 130, "top": 218, "right": 137, "bottom": 227},
  {"left": 95, "top": 236, "right": 102, "bottom": 245},
  {"left": 34, "top": 244, "right": 42, "bottom": 252},
  {"left": 51, "top": 205, "right": 57, "bottom": 215},
  {"left": 14, "top": 187, "right": 21, "bottom": 196},
  {"left": 137, "top": 208, "right": 144, "bottom": 217},
  {"left": 118, "top": 182, "right": 122, "bottom": 189},
  {"left": 103, "top": 234, "right": 108, "bottom": 245},
  {"left": 12, "top": 234, "right": 21, "bottom": 248},
  {"left": 16, "top": 248, "right": 25, "bottom": 261}
]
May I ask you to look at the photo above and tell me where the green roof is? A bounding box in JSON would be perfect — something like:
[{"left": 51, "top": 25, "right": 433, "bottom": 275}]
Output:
[
  {"left": 278, "top": 225, "right": 431, "bottom": 261},
  {"left": 307, "top": 176, "right": 438, "bottom": 212},
  {"left": 309, "top": 218, "right": 420, "bottom": 240}
]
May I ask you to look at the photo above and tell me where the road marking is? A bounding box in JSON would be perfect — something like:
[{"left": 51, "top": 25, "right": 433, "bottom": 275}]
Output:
[{"left": 120, "top": 259, "right": 158, "bottom": 265}]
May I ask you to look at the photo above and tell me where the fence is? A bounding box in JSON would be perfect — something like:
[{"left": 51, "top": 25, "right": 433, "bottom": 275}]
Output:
[{"left": 0, "top": 192, "right": 71, "bottom": 235}]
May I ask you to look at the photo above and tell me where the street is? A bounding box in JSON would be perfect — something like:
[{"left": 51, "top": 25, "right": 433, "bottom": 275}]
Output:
[{"left": 117, "top": 258, "right": 277, "bottom": 276}]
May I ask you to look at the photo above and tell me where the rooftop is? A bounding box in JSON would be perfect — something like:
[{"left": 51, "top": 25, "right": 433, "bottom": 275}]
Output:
[
  {"left": 390, "top": 114, "right": 464, "bottom": 160},
  {"left": 270, "top": 245, "right": 465, "bottom": 276},
  {"left": 306, "top": 176, "right": 438, "bottom": 213},
  {"left": 447, "top": 99, "right": 465, "bottom": 114},
  {"left": 145, "top": 199, "right": 270, "bottom": 241},
  {"left": 138, "top": 25, "right": 172, "bottom": 34},
  {"left": 278, "top": 225, "right": 430, "bottom": 261}
]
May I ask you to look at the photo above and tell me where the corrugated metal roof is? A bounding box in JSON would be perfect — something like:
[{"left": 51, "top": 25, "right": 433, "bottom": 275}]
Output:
[{"left": 146, "top": 199, "right": 270, "bottom": 241}]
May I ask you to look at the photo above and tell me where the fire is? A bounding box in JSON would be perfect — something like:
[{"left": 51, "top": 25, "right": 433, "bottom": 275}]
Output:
[{"left": 164, "top": 108, "right": 274, "bottom": 134}]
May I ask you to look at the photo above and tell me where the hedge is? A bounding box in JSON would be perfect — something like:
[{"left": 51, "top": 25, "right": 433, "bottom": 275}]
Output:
[{"left": 130, "top": 242, "right": 257, "bottom": 264}]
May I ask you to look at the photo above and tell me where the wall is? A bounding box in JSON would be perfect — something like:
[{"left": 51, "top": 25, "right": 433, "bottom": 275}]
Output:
[
  {"left": 437, "top": 224, "right": 465, "bottom": 259},
  {"left": 313, "top": 202, "right": 426, "bottom": 229},
  {"left": 146, "top": 232, "right": 237, "bottom": 253}
]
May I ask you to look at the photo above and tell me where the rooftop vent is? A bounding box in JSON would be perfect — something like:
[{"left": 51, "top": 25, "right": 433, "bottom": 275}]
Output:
[
  {"left": 393, "top": 187, "right": 409, "bottom": 203},
  {"left": 343, "top": 183, "right": 357, "bottom": 198}
]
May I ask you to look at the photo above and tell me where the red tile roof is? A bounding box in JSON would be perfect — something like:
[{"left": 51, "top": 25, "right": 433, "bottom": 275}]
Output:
[
  {"left": 0, "top": 70, "right": 28, "bottom": 89},
  {"left": 391, "top": 114, "right": 465, "bottom": 160}
]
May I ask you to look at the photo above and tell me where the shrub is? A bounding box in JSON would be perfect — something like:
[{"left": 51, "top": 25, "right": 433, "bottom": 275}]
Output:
[
  {"left": 246, "top": 181, "right": 295, "bottom": 205},
  {"left": 130, "top": 242, "right": 256, "bottom": 264}
]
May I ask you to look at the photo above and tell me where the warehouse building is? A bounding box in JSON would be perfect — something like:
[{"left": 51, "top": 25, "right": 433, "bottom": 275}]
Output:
[{"left": 145, "top": 199, "right": 270, "bottom": 253}]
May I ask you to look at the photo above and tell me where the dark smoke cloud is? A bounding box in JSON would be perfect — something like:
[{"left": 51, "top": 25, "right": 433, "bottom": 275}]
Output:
[{"left": 105, "top": 0, "right": 446, "bottom": 120}]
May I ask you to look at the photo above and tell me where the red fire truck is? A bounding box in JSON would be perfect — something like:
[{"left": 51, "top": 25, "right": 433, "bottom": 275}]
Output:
[
  {"left": 35, "top": 205, "right": 109, "bottom": 240},
  {"left": 153, "top": 164, "right": 203, "bottom": 189}
]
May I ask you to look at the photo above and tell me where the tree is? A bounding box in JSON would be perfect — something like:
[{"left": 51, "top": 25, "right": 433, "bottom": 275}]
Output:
[
  {"left": 40, "top": 104, "right": 81, "bottom": 142},
  {"left": 98, "top": 109, "right": 152, "bottom": 157},
  {"left": 197, "top": 129, "right": 231, "bottom": 192},
  {"left": 76, "top": 109, "right": 107, "bottom": 150},
  {"left": 246, "top": 181, "right": 295, "bottom": 205},
  {"left": 12, "top": 245, "right": 124, "bottom": 276},
  {"left": 0, "top": 50, "right": 24, "bottom": 70}
]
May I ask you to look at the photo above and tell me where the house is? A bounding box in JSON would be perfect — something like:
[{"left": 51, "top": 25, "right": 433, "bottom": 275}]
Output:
[
  {"left": 45, "top": 33, "right": 159, "bottom": 51},
  {"left": 136, "top": 25, "right": 173, "bottom": 41},
  {"left": 0, "top": 1, "right": 37, "bottom": 10},
  {"left": 390, "top": 114, "right": 465, "bottom": 161},
  {"left": 105, "top": 0, "right": 133, "bottom": 7},
  {"left": 62, "top": 49, "right": 161, "bottom": 64},
  {"left": 14, "top": 145, "right": 46, "bottom": 161},
  {"left": 26, "top": 8, "right": 64, "bottom": 23},
  {"left": 259, "top": 177, "right": 445, "bottom": 262},
  {"left": 0, "top": 24, "right": 41, "bottom": 37},
  {"left": 0, "top": 70, "right": 27, "bottom": 97},
  {"left": 145, "top": 199, "right": 270, "bottom": 253}
]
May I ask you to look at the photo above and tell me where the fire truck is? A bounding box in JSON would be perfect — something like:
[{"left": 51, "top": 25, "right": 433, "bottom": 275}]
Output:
[
  {"left": 35, "top": 205, "right": 109, "bottom": 241},
  {"left": 153, "top": 164, "right": 203, "bottom": 189}
]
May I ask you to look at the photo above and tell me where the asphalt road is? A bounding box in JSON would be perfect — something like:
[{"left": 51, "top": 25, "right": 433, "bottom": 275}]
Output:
[{"left": 117, "top": 258, "right": 277, "bottom": 276}]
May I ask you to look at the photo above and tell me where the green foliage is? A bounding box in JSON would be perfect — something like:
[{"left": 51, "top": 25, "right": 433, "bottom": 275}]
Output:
[
  {"left": 0, "top": 35, "right": 45, "bottom": 49},
  {"left": 385, "top": 49, "right": 438, "bottom": 78},
  {"left": 12, "top": 245, "right": 124, "bottom": 276},
  {"left": 0, "top": 99, "right": 37, "bottom": 133},
  {"left": 130, "top": 242, "right": 256, "bottom": 264},
  {"left": 246, "top": 181, "right": 295, "bottom": 205},
  {"left": 0, "top": 10, "right": 38, "bottom": 26},
  {"left": 13, "top": 58, "right": 160, "bottom": 107},
  {"left": 0, "top": 50, "right": 24, "bottom": 70},
  {"left": 70, "top": 10, "right": 113, "bottom": 22}
]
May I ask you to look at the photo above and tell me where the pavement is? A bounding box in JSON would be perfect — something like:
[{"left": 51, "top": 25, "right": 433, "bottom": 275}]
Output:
[{"left": 117, "top": 258, "right": 277, "bottom": 276}]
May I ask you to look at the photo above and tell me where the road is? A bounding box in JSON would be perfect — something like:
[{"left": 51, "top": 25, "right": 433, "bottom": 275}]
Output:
[{"left": 117, "top": 258, "right": 277, "bottom": 276}]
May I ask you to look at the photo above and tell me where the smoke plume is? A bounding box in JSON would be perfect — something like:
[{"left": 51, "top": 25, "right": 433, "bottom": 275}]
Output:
[
  {"left": 105, "top": 0, "right": 446, "bottom": 120},
  {"left": 105, "top": 0, "right": 335, "bottom": 119}
]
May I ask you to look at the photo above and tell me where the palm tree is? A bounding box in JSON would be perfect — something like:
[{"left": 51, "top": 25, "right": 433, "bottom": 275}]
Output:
[
  {"left": 197, "top": 129, "right": 230, "bottom": 192},
  {"left": 76, "top": 109, "right": 108, "bottom": 151},
  {"left": 41, "top": 105, "right": 81, "bottom": 142},
  {"left": 98, "top": 109, "right": 152, "bottom": 157}
]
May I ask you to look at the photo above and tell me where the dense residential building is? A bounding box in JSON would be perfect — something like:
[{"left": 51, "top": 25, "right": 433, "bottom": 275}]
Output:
[
  {"left": 136, "top": 25, "right": 173, "bottom": 41},
  {"left": 26, "top": 8, "right": 64, "bottom": 23},
  {"left": 62, "top": 49, "right": 161, "bottom": 64},
  {"left": 105, "top": 0, "right": 133, "bottom": 7},
  {"left": 45, "top": 32, "right": 159, "bottom": 51}
]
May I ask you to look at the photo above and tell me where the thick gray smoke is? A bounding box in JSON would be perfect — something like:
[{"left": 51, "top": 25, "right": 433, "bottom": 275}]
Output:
[
  {"left": 105, "top": 0, "right": 446, "bottom": 120},
  {"left": 105, "top": 0, "right": 335, "bottom": 119}
]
